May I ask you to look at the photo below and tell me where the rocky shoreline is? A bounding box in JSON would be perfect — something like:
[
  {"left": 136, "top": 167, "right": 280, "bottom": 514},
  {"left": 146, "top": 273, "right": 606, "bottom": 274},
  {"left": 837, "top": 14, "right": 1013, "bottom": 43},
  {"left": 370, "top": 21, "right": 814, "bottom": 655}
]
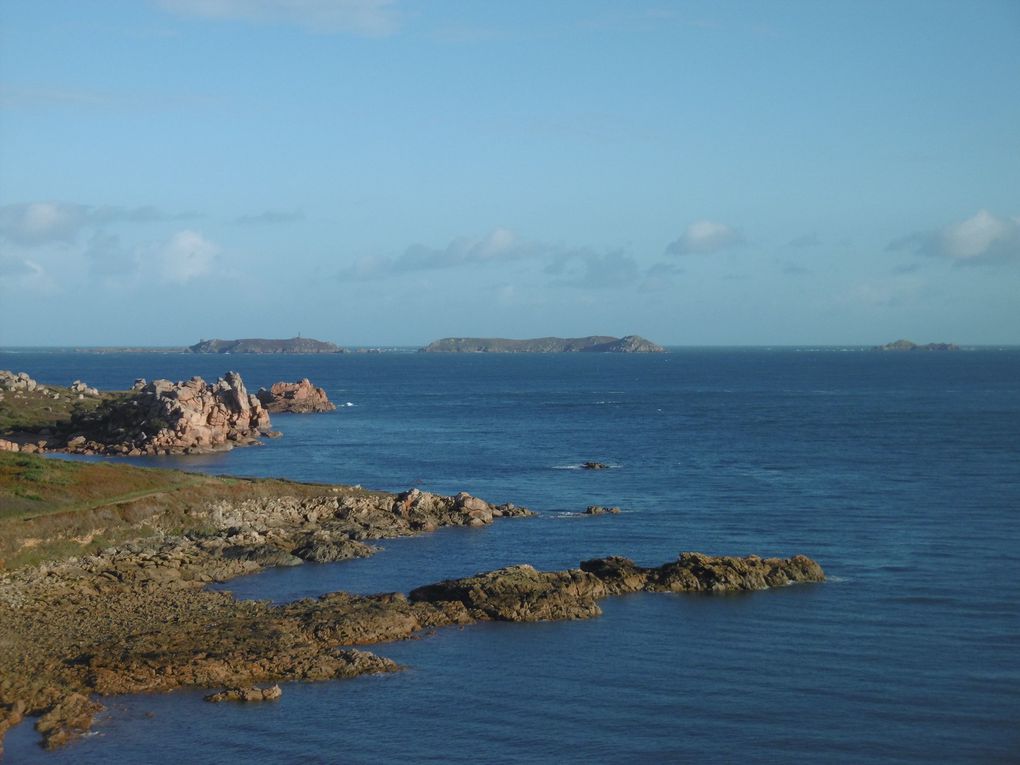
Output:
[
  {"left": 0, "top": 370, "right": 340, "bottom": 456},
  {"left": 0, "top": 473, "right": 824, "bottom": 756}
]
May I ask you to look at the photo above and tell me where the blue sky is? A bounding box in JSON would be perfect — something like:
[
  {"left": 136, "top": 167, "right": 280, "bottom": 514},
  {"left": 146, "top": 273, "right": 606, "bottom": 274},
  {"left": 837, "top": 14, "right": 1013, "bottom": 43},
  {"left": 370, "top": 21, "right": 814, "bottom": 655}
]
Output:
[{"left": 1, "top": 0, "right": 1018, "bottom": 346}]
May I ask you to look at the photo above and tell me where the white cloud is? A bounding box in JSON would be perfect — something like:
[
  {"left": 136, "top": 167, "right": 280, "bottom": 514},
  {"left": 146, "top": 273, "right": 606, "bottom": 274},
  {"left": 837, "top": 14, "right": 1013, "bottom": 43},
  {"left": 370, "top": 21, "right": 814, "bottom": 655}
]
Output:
[
  {"left": 83, "top": 231, "right": 138, "bottom": 278},
  {"left": 159, "top": 230, "right": 219, "bottom": 283},
  {"left": 156, "top": 0, "right": 400, "bottom": 36},
  {"left": 234, "top": 209, "right": 304, "bottom": 225},
  {"left": 0, "top": 253, "right": 56, "bottom": 296},
  {"left": 639, "top": 261, "right": 683, "bottom": 292},
  {"left": 0, "top": 202, "right": 169, "bottom": 246},
  {"left": 942, "top": 210, "right": 1018, "bottom": 260},
  {"left": 666, "top": 220, "right": 744, "bottom": 255},
  {"left": 0, "top": 202, "right": 86, "bottom": 245},
  {"left": 0, "top": 254, "right": 43, "bottom": 279},
  {"left": 889, "top": 210, "right": 1020, "bottom": 263},
  {"left": 339, "top": 228, "right": 536, "bottom": 281},
  {"left": 548, "top": 250, "right": 639, "bottom": 289}
]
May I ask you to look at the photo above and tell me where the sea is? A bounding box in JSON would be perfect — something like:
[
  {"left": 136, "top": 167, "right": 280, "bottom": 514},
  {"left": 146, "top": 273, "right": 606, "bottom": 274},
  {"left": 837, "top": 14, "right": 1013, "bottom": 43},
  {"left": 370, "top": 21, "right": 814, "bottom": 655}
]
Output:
[{"left": 2, "top": 348, "right": 1019, "bottom": 764}]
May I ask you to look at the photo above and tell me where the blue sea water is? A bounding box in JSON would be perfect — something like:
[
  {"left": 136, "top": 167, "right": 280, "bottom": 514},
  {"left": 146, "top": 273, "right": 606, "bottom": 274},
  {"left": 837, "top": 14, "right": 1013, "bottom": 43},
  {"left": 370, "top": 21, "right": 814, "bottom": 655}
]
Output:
[{"left": 3, "top": 348, "right": 1019, "bottom": 763}]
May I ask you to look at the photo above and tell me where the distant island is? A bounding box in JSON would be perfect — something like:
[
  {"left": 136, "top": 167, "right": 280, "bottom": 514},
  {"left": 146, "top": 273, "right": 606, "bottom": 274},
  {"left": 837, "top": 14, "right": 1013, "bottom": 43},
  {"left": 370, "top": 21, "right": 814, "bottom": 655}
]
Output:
[
  {"left": 876, "top": 339, "right": 960, "bottom": 352},
  {"left": 189, "top": 337, "right": 344, "bottom": 354},
  {"left": 421, "top": 335, "right": 664, "bottom": 353}
]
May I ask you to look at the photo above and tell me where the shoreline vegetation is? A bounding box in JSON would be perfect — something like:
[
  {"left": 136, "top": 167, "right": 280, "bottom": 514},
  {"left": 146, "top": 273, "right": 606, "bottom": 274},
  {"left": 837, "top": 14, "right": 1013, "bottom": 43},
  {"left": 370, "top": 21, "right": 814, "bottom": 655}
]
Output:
[
  {"left": 0, "top": 365, "right": 828, "bottom": 757},
  {"left": 0, "top": 451, "right": 825, "bottom": 755}
]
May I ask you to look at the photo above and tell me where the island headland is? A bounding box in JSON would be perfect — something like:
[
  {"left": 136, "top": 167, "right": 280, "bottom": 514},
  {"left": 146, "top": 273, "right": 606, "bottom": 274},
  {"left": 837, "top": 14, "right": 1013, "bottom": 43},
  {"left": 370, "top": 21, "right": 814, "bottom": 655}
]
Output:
[
  {"left": 189, "top": 337, "right": 344, "bottom": 354},
  {"left": 421, "top": 335, "right": 664, "bottom": 353},
  {"left": 876, "top": 339, "right": 960, "bottom": 352}
]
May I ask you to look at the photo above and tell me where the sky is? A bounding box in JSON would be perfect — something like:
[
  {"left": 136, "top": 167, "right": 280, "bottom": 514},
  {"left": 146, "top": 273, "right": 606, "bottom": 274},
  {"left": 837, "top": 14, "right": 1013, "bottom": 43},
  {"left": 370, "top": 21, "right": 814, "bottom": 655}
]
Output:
[{"left": 0, "top": 0, "right": 1018, "bottom": 347}]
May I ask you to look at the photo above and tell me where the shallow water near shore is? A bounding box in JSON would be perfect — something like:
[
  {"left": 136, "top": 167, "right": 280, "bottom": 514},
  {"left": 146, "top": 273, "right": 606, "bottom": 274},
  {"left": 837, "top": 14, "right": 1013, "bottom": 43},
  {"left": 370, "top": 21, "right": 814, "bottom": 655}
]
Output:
[{"left": 4, "top": 348, "right": 1020, "bottom": 762}]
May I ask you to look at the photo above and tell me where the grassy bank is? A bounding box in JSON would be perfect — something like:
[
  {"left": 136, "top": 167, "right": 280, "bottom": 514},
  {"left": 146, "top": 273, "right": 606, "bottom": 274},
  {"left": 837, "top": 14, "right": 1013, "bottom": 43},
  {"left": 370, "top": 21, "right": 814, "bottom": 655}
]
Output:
[
  {"left": 0, "top": 384, "right": 130, "bottom": 435},
  {"left": 0, "top": 452, "right": 374, "bottom": 570}
]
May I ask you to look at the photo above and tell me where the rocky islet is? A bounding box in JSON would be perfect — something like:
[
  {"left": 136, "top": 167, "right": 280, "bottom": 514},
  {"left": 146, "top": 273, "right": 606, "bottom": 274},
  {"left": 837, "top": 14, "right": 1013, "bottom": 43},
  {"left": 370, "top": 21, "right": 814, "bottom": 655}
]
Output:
[{"left": 257, "top": 378, "right": 336, "bottom": 413}]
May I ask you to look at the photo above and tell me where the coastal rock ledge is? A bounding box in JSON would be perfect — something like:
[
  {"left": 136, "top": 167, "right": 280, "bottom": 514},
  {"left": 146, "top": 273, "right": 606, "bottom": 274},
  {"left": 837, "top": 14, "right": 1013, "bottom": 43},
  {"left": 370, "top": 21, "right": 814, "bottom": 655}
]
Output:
[{"left": 63, "top": 371, "right": 272, "bottom": 455}]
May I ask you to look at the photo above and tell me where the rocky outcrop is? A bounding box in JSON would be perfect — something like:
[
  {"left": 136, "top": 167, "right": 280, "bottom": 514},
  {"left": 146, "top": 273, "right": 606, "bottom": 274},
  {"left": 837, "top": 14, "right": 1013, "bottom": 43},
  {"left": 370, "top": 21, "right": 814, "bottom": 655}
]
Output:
[
  {"left": 204, "top": 685, "right": 282, "bottom": 703},
  {"left": 63, "top": 372, "right": 273, "bottom": 455},
  {"left": 410, "top": 565, "right": 608, "bottom": 621},
  {"left": 579, "top": 552, "right": 826, "bottom": 595},
  {"left": 33, "top": 694, "right": 102, "bottom": 751},
  {"left": 189, "top": 338, "right": 344, "bottom": 354},
  {"left": 69, "top": 381, "right": 99, "bottom": 397},
  {"left": 876, "top": 339, "right": 960, "bottom": 352},
  {"left": 421, "top": 335, "right": 665, "bottom": 353},
  {"left": 257, "top": 379, "right": 336, "bottom": 413},
  {"left": 584, "top": 505, "right": 621, "bottom": 515},
  {"left": 0, "top": 371, "right": 39, "bottom": 392},
  {"left": 409, "top": 553, "right": 826, "bottom": 622}
]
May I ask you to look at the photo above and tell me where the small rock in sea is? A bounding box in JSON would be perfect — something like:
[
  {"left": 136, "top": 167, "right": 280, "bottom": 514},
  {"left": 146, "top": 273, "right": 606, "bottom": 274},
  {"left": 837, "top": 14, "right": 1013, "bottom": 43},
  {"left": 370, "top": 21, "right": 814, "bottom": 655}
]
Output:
[
  {"left": 581, "top": 461, "right": 610, "bottom": 470},
  {"left": 584, "top": 505, "right": 622, "bottom": 515},
  {"left": 256, "top": 378, "right": 335, "bottom": 413},
  {"left": 204, "top": 685, "right": 282, "bottom": 703}
]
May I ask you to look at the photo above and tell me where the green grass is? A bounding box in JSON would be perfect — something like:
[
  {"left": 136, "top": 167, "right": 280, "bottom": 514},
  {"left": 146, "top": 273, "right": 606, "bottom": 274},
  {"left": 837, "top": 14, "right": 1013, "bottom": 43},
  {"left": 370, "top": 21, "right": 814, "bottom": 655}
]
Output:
[{"left": 0, "top": 386, "right": 129, "bottom": 435}]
